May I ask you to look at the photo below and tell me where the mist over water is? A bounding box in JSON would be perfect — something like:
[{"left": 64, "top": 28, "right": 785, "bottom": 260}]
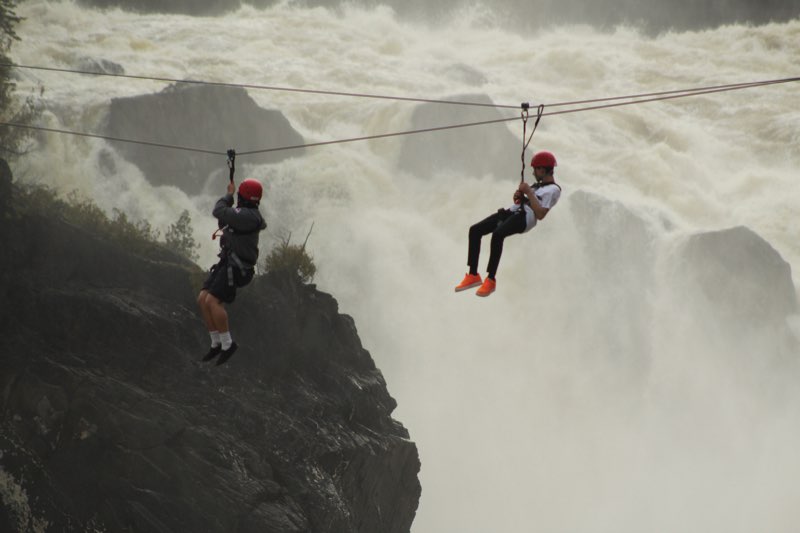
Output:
[{"left": 12, "top": 1, "right": 800, "bottom": 532}]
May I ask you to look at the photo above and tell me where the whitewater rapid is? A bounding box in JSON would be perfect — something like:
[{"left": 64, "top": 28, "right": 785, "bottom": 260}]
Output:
[{"left": 12, "top": 1, "right": 800, "bottom": 532}]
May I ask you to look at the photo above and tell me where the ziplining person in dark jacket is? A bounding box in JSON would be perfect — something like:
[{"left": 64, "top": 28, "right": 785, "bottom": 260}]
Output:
[{"left": 197, "top": 178, "right": 267, "bottom": 365}]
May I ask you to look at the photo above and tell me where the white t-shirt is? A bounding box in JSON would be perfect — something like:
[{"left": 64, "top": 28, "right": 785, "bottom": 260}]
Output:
[{"left": 508, "top": 182, "right": 561, "bottom": 232}]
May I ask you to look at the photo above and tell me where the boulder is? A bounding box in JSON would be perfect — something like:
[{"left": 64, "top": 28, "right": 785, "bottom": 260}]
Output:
[
  {"left": 397, "top": 93, "right": 520, "bottom": 179},
  {"left": 76, "top": 57, "right": 125, "bottom": 75},
  {"left": 676, "top": 225, "right": 797, "bottom": 327},
  {"left": 568, "top": 190, "right": 667, "bottom": 365},
  {"left": 77, "top": 0, "right": 247, "bottom": 15},
  {"left": 103, "top": 83, "right": 305, "bottom": 195},
  {"left": 569, "top": 190, "right": 666, "bottom": 285}
]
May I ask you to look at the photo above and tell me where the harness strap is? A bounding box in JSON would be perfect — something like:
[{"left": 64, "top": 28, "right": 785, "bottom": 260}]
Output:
[
  {"left": 212, "top": 225, "right": 226, "bottom": 240},
  {"left": 520, "top": 103, "right": 545, "bottom": 183},
  {"left": 226, "top": 251, "right": 254, "bottom": 287},
  {"left": 226, "top": 221, "right": 263, "bottom": 236},
  {"left": 533, "top": 181, "right": 561, "bottom": 191},
  {"left": 517, "top": 181, "right": 561, "bottom": 209},
  {"left": 211, "top": 212, "right": 265, "bottom": 241}
]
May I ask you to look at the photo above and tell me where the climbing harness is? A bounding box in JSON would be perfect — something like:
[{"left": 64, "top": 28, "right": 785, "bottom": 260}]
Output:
[
  {"left": 225, "top": 252, "right": 254, "bottom": 288},
  {"left": 520, "top": 103, "right": 545, "bottom": 183},
  {"left": 534, "top": 181, "right": 561, "bottom": 191},
  {"left": 513, "top": 181, "right": 561, "bottom": 210}
]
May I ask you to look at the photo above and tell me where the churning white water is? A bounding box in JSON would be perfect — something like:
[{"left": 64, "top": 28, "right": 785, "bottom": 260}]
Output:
[{"left": 11, "top": 1, "right": 800, "bottom": 531}]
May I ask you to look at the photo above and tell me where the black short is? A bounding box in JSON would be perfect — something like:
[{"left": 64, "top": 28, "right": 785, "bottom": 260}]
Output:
[{"left": 202, "top": 257, "right": 254, "bottom": 304}]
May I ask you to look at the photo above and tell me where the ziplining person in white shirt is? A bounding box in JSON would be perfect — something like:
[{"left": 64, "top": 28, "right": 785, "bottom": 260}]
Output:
[{"left": 454, "top": 150, "right": 562, "bottom": 297}]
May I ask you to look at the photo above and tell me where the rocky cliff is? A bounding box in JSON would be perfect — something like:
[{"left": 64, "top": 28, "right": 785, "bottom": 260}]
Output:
[{"left": 0, "top": 163, "right": 420, "bottom": 533}]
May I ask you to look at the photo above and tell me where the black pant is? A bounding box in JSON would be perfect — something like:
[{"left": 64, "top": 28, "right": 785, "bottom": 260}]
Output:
[{"left": 468, "top": 209, "right": 527, "bottom": 279}]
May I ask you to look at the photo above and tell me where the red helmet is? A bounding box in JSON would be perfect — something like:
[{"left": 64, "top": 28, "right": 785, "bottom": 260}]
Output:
[
  {"left": 238, "top": 178, "right": 263, "bottom": 203},
  {"left": 531, "top": 151, "right": 557, "bottom": 168}
]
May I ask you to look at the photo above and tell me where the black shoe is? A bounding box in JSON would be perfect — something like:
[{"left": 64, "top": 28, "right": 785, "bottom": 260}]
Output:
[
  {"left": 202, "top": 345, "right": 222, "bottom": 362},
  {"left": 215, "top": 342, "right": 238, "bottom": 366}
]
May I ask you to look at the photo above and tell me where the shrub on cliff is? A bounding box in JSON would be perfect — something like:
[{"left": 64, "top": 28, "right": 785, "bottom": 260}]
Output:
[
  {"left": 13, "top": 184, "right": 200, "bottom": 261},
  {"left": 264, "top": 228, "right": 316, "bottom": 284},
  {"left": 165, "top": 209, "right": 199, "bottom": 262},
  {"left": 0, "top": 0, "right": 39, "bottom": 157}
]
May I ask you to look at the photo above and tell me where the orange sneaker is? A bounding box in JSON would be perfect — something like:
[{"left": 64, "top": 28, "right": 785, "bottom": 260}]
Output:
[
  {"left": 455, "top": 273, "right": 483, "bottom": 292},
  {"left": 476, "top": 278, "right": 496, "bottom": 297}
]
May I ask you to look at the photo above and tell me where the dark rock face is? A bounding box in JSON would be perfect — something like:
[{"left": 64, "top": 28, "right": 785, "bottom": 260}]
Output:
[
  {"left": 103, "top": 84, "right": 305, "bottom": 196},
  {"left": 76, "top": 0, "right": 258, "bottom": 16},
  {"left": 77, "top": 57, "right": 125, "bottom": 75},
  {"left": 397, "top": 93, "right": 520, "bottom": 180},
  {"left": 0, "top": 169, "right": 420, "bottom": 532},
  {"left": 676, "top": 225, "right": 797, "bottom": 327},
  {"left": 0, "top": 158, "right": 10, "bottom": 212}
]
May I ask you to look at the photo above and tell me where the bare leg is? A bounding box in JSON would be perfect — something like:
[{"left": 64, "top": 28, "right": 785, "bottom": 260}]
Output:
[
  {"left": 197, "top": 290, "right": 216, "bottom": 331},
  {"left": 204, "top": 292, "right": 230, "bottom": 334}
]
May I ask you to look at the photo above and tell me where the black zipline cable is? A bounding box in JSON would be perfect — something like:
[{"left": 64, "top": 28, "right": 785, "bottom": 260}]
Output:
[
  {"left": 0, "top": 121, "right": 223, "bottom": 154},
  {"left": 236, "top": 116, "right": 519, "bottom": 155},
  {"left": 234, "top": 78, "right": 800, "bottom": 155},
  {"left": 0, "top": 116, "right": 520, "bottom": 156},
  {"left": 2, "top": 76, "right": 798, "bottom": 156},
  {"left": 5, "top": 62, "right": 799, "bottom": 111},
  {"left": 541, "top": 80, "right": 796, "bottom": 118},
  {"left": 541, "top": 77, "right": 800, "bottom": 108},
  {"left": 2, "top": 62, "right": 518, "bottom": 110}
]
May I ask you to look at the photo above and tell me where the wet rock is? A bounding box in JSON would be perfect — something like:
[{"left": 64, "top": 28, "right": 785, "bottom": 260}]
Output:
[
  {"left": 103, "top": 83, "right": 305, "bottom": 196},
  {"left": 397, "top": 93, "right": 519, "bottom": 179},
  {"left": 568, "top": 190, "right": 668, "bottom": 369},
  {"left": 77, "top": 0, "right": 247, "bottom": 15},
  {"left": 676, "top": 225, "right": 797, "bottom": 327},
  {"left": 442, "top": 64, "right": 488, "bottom": 87},
  {"left": 76, "top": 57, "right": 125, "bottom": 75}
]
